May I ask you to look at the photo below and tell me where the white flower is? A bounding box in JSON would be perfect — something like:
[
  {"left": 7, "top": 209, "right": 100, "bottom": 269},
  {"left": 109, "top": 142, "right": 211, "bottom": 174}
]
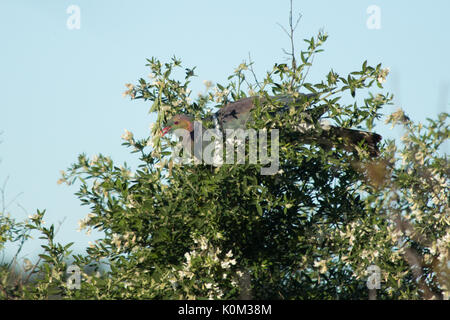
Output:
[
  {"left": 77, "top": 217, "right": 88, "bottom": 232},
  {"left": 89, "top": 154, "right": 99, "bottom": 166},
  {"left": 161, "top": 105, "right": 171, "bottom": 112},
  {"left": 120, "top": 167, "right": 133, "bottom": 178},
  {"left": 23, "top": 258, "right": 33, "bottom": 272},
  {"left": 28, "top": 213, "right": 40, "bottom": 220},
  {"left": 203, "top": 80, "right": 213, "bottom": 89},
  {"left": 111, "top": 233, "right": 121, "bottom": 249},
  {"left": 126, "top": 195, "right": 138, "bottom": 208},
  {"left": 199, "top": 238, "right": 208, "bottom": 251},
  {"left": 319, "top": 119, "right": 331, "bottom": 131},
  {"left": 377, "top": 67, "right": 390, "bottom": 84},
  {"left": 180, "top": 88, "right": 191, "bottom": 95},
  {"left": 121, "top": 129, "right": 133, "bottom": 142},
  {"left": 314, "top": 259, "right": 328, "bottom": 273},
  {"left": 234, "top": 63, "right": 248, "bottom": 73},
  {"left": 373, "top": 94, "right": 384, "bottom": 104},
  {"left": 213, "top": 87, "right": 229, "bottom": 103},
  {"left": 151, "top": 80, "right": 162, "bottom": 87},
  {"left": 178, "top": 270, "right": 187, "bottom": 278},
  {"left": 184, "top": 252, "right": 191, "bottom": 265}
]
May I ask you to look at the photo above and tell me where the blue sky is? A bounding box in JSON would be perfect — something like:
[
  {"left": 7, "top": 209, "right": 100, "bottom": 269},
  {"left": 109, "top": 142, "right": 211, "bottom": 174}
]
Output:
[{"left": 1, "top": 0, "right": 449, "bottom": 261}]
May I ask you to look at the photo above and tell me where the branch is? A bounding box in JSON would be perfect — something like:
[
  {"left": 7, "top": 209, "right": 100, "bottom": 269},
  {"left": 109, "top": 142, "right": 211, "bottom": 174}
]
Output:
[
  {"left": 277, "top": 0, "right": 302, "bottom": 90},
  {"left": 247, "top": 52, "right": 261, "bottom": 90},
  {"left": 394, "top": 214, "right": 443, "bottom": 300}
]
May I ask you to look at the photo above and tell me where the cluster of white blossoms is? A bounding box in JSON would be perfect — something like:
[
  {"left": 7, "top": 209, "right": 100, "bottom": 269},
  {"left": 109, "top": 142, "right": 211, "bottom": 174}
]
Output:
[
  {"left": 180, "top": 87, "right": 191, "bottom": 96},
  {"left": 57, "top": 170, "right": 68, "bottom": 185},
  {"left": 203, "top": 80, "right": 213, "bottom": 89},
  {"left": 122, "top": 83, "right": 135, "bottom": 99},
  {"left": 377, "top": 67, "right": 390, "bottom": 84},
  {"left": 430, "top": 231, "right": 450, "bottom": 261},
  {"left": 120, "top": 129, "right": 141, "bottom": 153},
  {"left": 125, "top": 194, "right": 138, "bottom": 209},
  {"left": 373, "top": 93, "right": 385, "bottom": 104},
  {"left": 313, "top": 259, "right": 328, "bottom": 274},
  {"left": 148, "top": 73, "right": 163, "bottom": 88},
  {"left": 234, "top": 62, "right": 248, "bottom": 73},
  {"left": 110, "top": 232, "right": 138, "bottom": 253},
  {"left": 119, "top": 165, "right": 134, "bottom": 179},
  {"left": 77, "top": 213, "right": 96, "bottom": 234},
  {"left": 147, "top": 122, "right": 160, "bottom": 149},
  {"left": 365, "top": 109, "right": 450, "bottom": 298},
  {"left": 121, "top": 129, "right": 134, "bottom": 144},
  {"left": 27, "top": 212, "right": 43, "bottom": 223},
  {"left": 167, "top": 235, "right": 239, "bottom": 299},
  {"left": 89, "top": 155, "right": 99, "bottom": 166},
  {"left": 213, "top": 86, "right": 230, "bottom": 103}
]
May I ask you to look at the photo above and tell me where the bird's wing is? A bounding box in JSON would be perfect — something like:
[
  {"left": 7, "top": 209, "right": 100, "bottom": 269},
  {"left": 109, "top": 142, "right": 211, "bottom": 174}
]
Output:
[
  {"left": 210, "top": 93, "right": 317, "bottom": 130},
  {"left": 213, "top": 97, "right": 256, "bottom": 130}
]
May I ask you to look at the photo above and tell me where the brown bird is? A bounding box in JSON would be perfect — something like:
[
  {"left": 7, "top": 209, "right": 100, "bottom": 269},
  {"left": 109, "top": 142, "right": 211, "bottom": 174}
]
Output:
[{"left": 162, "top": 94, "right": 382, "bottom": 158}]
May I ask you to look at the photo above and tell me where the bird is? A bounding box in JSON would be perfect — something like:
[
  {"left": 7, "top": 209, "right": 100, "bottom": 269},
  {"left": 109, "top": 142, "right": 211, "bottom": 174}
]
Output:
[{"left": 161, "top": 93, "right": 382, "bottom": 159}]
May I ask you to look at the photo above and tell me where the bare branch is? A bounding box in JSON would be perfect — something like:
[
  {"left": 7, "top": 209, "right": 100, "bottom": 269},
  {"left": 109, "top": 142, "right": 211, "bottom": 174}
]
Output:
[
  {"left": 276, "top": 0, "right": 303, "bottom": 90},
  {"left": 394, "top": 214, "right": 443, "bottom": 300},
  {"left": 247, "top": 52, "right": 262, "bottom": 90}
]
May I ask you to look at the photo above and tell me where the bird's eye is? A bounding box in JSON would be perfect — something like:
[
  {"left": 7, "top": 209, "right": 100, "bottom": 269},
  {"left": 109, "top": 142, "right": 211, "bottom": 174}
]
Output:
[{"left": 174, "top": 121, "right": 179, "bottom": 125}]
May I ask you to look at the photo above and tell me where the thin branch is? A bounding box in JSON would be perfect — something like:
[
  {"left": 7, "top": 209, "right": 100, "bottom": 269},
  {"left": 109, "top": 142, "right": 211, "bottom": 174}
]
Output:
[
  {"left": 299, "top": 48, "right": 317, "bottom": 88},
  {"left": 247, "top": 52, "right": 262, "bottom": 90},
  {"left": 276, "top": 0, "right": 302, "bottom": 90},
  {"left": 394, "top": 214, "right": 442, "bottom": 300},
  {"left": 1, "top": 176, "right": 24, "bottom": 213}
]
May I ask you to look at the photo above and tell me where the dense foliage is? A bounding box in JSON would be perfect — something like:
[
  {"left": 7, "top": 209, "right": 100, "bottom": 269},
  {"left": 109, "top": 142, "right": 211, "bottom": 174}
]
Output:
[{"left": 1, "top": 32, "right": 448, "bottom": 299}]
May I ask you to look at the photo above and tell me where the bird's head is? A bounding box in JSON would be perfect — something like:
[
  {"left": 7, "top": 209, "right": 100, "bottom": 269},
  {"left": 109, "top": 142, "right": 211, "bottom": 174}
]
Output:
[{"left": 161, "top": 114, "right": 194, "bottom": 136}]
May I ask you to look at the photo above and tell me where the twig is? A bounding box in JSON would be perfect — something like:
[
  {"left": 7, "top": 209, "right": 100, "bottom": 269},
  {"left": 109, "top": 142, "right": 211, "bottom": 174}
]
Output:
[
  {"left": 299, "top": 46, "right": 317, "bottom": 89},
  {"left": 0, "top": 176, "right": 24, "bottom": 213},
  {"left": 277, "top": 0, "right": 302, "bottom": 90},
  {"left": 394, "top": 214, "right": 442, "bottom": 300},
  {"left": 247, "top": 52, "right": 262, "bottom": 90}
]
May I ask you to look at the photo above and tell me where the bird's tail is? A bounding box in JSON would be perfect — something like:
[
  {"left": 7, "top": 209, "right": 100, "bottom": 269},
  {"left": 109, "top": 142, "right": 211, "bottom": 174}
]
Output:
[
  {"left": 296, "top": 124, "right": 382, "bottom": 157},
  {"left": 326, "top": 126, "right": 382, "bottom": 157}
]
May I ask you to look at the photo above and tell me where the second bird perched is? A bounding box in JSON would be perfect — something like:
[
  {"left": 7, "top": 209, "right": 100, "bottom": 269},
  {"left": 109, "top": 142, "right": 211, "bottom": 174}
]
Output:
[{"left": 162, "top": 93, "right": 382, "bottom": 159}]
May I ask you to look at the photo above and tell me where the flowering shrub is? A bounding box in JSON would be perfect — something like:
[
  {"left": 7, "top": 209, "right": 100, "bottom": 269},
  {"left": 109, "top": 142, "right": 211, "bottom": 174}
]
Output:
[{"left": 0, "top": 31, "right": 448, "bottom": 299}]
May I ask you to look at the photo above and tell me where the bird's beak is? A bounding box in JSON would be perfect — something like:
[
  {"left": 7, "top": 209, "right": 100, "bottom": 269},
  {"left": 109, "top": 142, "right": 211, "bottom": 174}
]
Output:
[{"left": 161, "top": 126, "right": 172, "bottom": 136}]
